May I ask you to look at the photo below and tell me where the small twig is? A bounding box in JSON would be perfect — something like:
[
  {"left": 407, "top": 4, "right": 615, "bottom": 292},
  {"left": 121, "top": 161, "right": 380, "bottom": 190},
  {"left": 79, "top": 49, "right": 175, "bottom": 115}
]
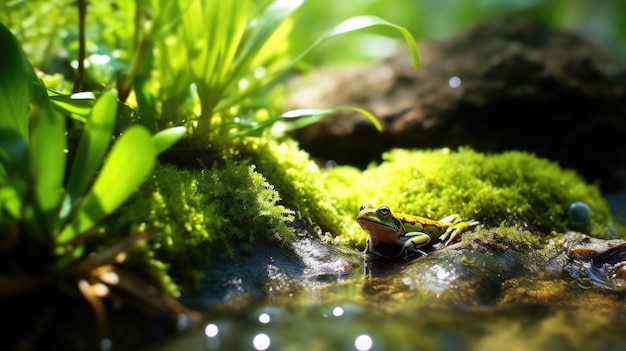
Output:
[{"left": 72, "top": 0, "right": 87, "bottom": 93}]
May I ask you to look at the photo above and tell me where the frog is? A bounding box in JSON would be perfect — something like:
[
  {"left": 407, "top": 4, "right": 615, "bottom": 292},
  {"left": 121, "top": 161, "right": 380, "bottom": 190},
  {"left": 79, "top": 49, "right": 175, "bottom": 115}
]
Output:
[{"left": 356, "top": 204, "right": 480, "bottom": 259}]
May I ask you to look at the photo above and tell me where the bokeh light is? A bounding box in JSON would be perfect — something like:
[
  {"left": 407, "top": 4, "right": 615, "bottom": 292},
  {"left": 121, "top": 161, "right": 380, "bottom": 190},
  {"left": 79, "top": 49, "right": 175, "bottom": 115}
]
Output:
[
  {"left": 253, "top": 333, "right": 271, "bottom": 350},
  {"left": 205, "top": 323, "right": 219, "bottom": 338},
  {"left": 448, "top": 76, "right": 462, "bottom": 88},
  {"left": 259, "top": 312, "right": 271, "bottom": 324},
  {"left": 355, "top": 334, "right": 373, "bottom": 351},
  {"left": 332, "top": 306, "right": 344, "bottom": 317}
]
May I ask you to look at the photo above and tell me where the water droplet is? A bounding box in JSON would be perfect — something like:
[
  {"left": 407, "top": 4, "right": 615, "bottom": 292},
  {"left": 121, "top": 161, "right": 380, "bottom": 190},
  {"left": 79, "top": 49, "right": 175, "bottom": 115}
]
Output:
[
  {"left": 253, "top": 333, "right": 271, "bottom": 350},
  {"left": 568, "top": 201, "right": 591, "bottom": 227},
  {"left": 354, "top": 334, "right": 373, "bottom": 351},
  {"left": 448, "top": 76, "right": 461, "bottom": 89}
]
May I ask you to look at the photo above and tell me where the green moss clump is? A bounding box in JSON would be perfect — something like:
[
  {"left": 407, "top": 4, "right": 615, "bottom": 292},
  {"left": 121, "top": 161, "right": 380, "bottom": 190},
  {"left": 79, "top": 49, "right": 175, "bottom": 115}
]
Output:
[
  {"left": 325, "top": 147, "right": 617, "bottom": 247},
  {"left": 237, "top": 138, "right": 364, "bottom": 245},
  {"left": 106, "top": 161, "right": 294, "bottom": 292}
]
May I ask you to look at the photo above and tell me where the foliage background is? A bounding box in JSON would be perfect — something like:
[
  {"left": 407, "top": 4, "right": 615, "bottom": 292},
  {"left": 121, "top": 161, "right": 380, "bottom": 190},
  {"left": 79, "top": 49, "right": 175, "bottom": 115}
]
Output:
[
  {"left": 3, "top": 0, "right": 625, "bottom": 73},
  {"left": 291, "top": 0, "right": 626, "bottom": 65}
]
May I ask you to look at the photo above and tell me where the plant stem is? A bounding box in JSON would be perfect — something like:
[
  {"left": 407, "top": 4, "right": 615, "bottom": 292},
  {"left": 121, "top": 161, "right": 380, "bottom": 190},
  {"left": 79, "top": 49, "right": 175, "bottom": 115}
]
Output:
[{"left": 72, "top": 0, "right": 87, "bottom": 93}]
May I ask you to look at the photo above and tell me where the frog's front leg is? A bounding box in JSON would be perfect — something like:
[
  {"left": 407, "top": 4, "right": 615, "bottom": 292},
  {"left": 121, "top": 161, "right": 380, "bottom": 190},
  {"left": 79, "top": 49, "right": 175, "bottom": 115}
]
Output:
[{"left": 401, "top": 232, "right": 431, "bottom": 257}]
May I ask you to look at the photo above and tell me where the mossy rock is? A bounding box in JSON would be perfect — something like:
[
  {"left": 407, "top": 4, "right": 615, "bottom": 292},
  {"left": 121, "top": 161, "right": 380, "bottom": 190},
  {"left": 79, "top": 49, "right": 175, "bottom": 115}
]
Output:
[
  {"left": 105, "top": 161, "right": 295, "bottom": 293},
  {"left": 324, "top": 147, "right": 620, "bottom": 247}
]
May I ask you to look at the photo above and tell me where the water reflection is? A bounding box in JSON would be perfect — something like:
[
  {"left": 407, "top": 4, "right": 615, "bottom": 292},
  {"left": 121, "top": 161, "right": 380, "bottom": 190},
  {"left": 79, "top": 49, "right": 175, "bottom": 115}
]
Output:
[
  {"left": 354, "top": 334, "right": 373, "bottom": 351},
  {"left": 253, "top": 333, "right": 271, "bottom": 350},
  {"left": 99, "top": 338, "right": 112, "bottom": 351},
  {"left": 332, "top": 306, "right": 344, "bottom": 317},
  {"left": 205, "top": 323, "right": 221, "bottom": 350},
  {"left": 205, "top": 323, "right": 219, "bottom": 338},
  {"left": 259, "top": 312, "right": 271, "bottom": 324}
]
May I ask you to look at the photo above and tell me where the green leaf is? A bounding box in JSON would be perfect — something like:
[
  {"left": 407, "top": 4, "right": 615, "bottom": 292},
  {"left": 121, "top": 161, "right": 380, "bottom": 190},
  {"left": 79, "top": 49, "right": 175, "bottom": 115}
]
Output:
[
  {"left": 0, "top": 183, "right": 24, "bottom": 220},
  {"left": 65, "top": 90, "right": 118, "bottom": 208},
  {"left": 0, "top": 23, "right": 66, "bottom": 238},
  {"left": 29, "top": 101, "right": 67, "bottom": 238},
  {"left": 323, "top": 16, "right": 420, "bottom": 68},
  {"left": 0, "top": 22, "right": 45, "bottom": 142},
  {"left": 152, "top": 126, "right": 187, "bottom": 154},
  {"left": 57, "top": 125, "right": 157, "bottom": 243},
  {"left": 0, "top": 127, "right": 30, "bottom": 181},
  {"left": 48, "top": 90, "right": 97, "bottom": 122}
]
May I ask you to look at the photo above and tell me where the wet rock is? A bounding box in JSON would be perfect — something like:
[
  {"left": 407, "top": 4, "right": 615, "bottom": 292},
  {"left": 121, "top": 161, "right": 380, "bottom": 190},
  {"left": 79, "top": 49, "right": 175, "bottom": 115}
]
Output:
[
  {"left": 361, "top": 231, "right": 543, "bottom": 308},
  {"left": 360, "top": 230, "right": 626, "bottom": 310},
  {"left": 288, "top": 14, "right": 626, "bottom": 191},
  {"left": 562, "top": 232, "right": 626, "bottom": 291},
  {"left": 191, "top": 228, "right": 626, "bottom": 311},
  {"left": 184, "top": 223, "right": 362, "bottom": 309}
]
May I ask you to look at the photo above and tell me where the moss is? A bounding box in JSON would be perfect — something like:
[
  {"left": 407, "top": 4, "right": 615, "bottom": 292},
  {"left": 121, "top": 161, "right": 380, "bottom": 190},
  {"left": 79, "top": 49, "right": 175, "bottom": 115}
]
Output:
[
  {"left": 462, "top": 227, "right": 543, "bottom": 250},
  {"left": 105, "top": 160, "right": 294, "bottom": 292},
  {"left": 325, "top": 147, "right": 618, "bottom": 247},
  {"left": 236, "top": 137, "right": 364, "bottom": 246}
]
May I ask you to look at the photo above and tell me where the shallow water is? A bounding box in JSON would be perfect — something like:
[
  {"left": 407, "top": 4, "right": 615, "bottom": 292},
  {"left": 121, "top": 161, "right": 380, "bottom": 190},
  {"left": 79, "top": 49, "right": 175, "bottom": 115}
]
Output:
[{"left": 141, "top": 266, "right": 626, "bottom": 351}]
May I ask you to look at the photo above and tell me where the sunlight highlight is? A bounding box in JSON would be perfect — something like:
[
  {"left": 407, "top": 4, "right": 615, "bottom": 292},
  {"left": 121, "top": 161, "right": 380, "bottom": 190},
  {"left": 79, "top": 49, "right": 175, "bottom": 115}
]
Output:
[
  {"left": 205, "top": 323, "right": 219, "bottom": 338},
  {"left": 259, "top": 312, "right": 271, "bottom": 324},
  {"left": 355, "top": 334, "right": 373, "bottom": 351},
  {"left": 332, "top": 306, "right": 344, "bottom": 317},
  {"left": 253, "top": 333, "right": 271, "bottom": 350}
]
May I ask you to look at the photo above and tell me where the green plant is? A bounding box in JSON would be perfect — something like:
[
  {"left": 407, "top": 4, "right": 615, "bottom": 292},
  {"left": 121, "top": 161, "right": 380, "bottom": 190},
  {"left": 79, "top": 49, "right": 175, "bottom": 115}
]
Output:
[
  {"left": 0, "top": 22, "right": 192, "bottom": 346},
  {"left": 165, "top": 0, "right": 420, "bottom": 141},
  {"left": 2, "top": 1, "right": 420, "bottom": 146}
]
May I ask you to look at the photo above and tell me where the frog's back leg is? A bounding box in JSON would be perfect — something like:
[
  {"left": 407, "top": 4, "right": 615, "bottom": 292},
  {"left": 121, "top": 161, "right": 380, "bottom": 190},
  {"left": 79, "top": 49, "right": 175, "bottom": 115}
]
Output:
[
  {"left": 438, "top": 214, "right": 462, "bottom": 224},
  {"left": 437, "top": 219, "right": 481, "bottom": 246}
]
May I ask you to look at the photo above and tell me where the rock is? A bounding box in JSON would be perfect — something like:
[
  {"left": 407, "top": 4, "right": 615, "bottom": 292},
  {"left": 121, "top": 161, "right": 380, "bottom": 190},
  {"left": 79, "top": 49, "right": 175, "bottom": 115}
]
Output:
[
  {"left": 288, "top": 14, "right": 626, "bottom": 191},
  {"left": 183, "top": 223, "right": 362, "bottom": 309}
]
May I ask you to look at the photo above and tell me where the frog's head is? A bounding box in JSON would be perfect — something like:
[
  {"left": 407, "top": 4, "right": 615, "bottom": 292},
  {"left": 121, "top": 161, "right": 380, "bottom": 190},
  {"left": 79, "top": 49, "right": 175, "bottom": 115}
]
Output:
[{"left": 356, "top": 204, "right": 404, "bottom": 241}]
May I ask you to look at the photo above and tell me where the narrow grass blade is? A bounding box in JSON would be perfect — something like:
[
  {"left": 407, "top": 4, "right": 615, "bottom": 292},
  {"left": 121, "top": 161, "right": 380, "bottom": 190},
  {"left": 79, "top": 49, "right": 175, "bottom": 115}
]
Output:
[
  {"left": 217, "top": 15, "right": 419, "bottom": 114},
  {"left": 225, "top": 106, "right": 382, "bottom": 139},
  {"left": 229, "top": 0, "right": 303, "bottom": 81}
]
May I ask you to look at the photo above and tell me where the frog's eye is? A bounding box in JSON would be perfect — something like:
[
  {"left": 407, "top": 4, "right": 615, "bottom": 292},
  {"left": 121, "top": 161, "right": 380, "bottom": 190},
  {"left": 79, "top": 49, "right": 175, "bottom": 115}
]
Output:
[{"left": 377, "top": 205, "right": 391, "bottom": 219}]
